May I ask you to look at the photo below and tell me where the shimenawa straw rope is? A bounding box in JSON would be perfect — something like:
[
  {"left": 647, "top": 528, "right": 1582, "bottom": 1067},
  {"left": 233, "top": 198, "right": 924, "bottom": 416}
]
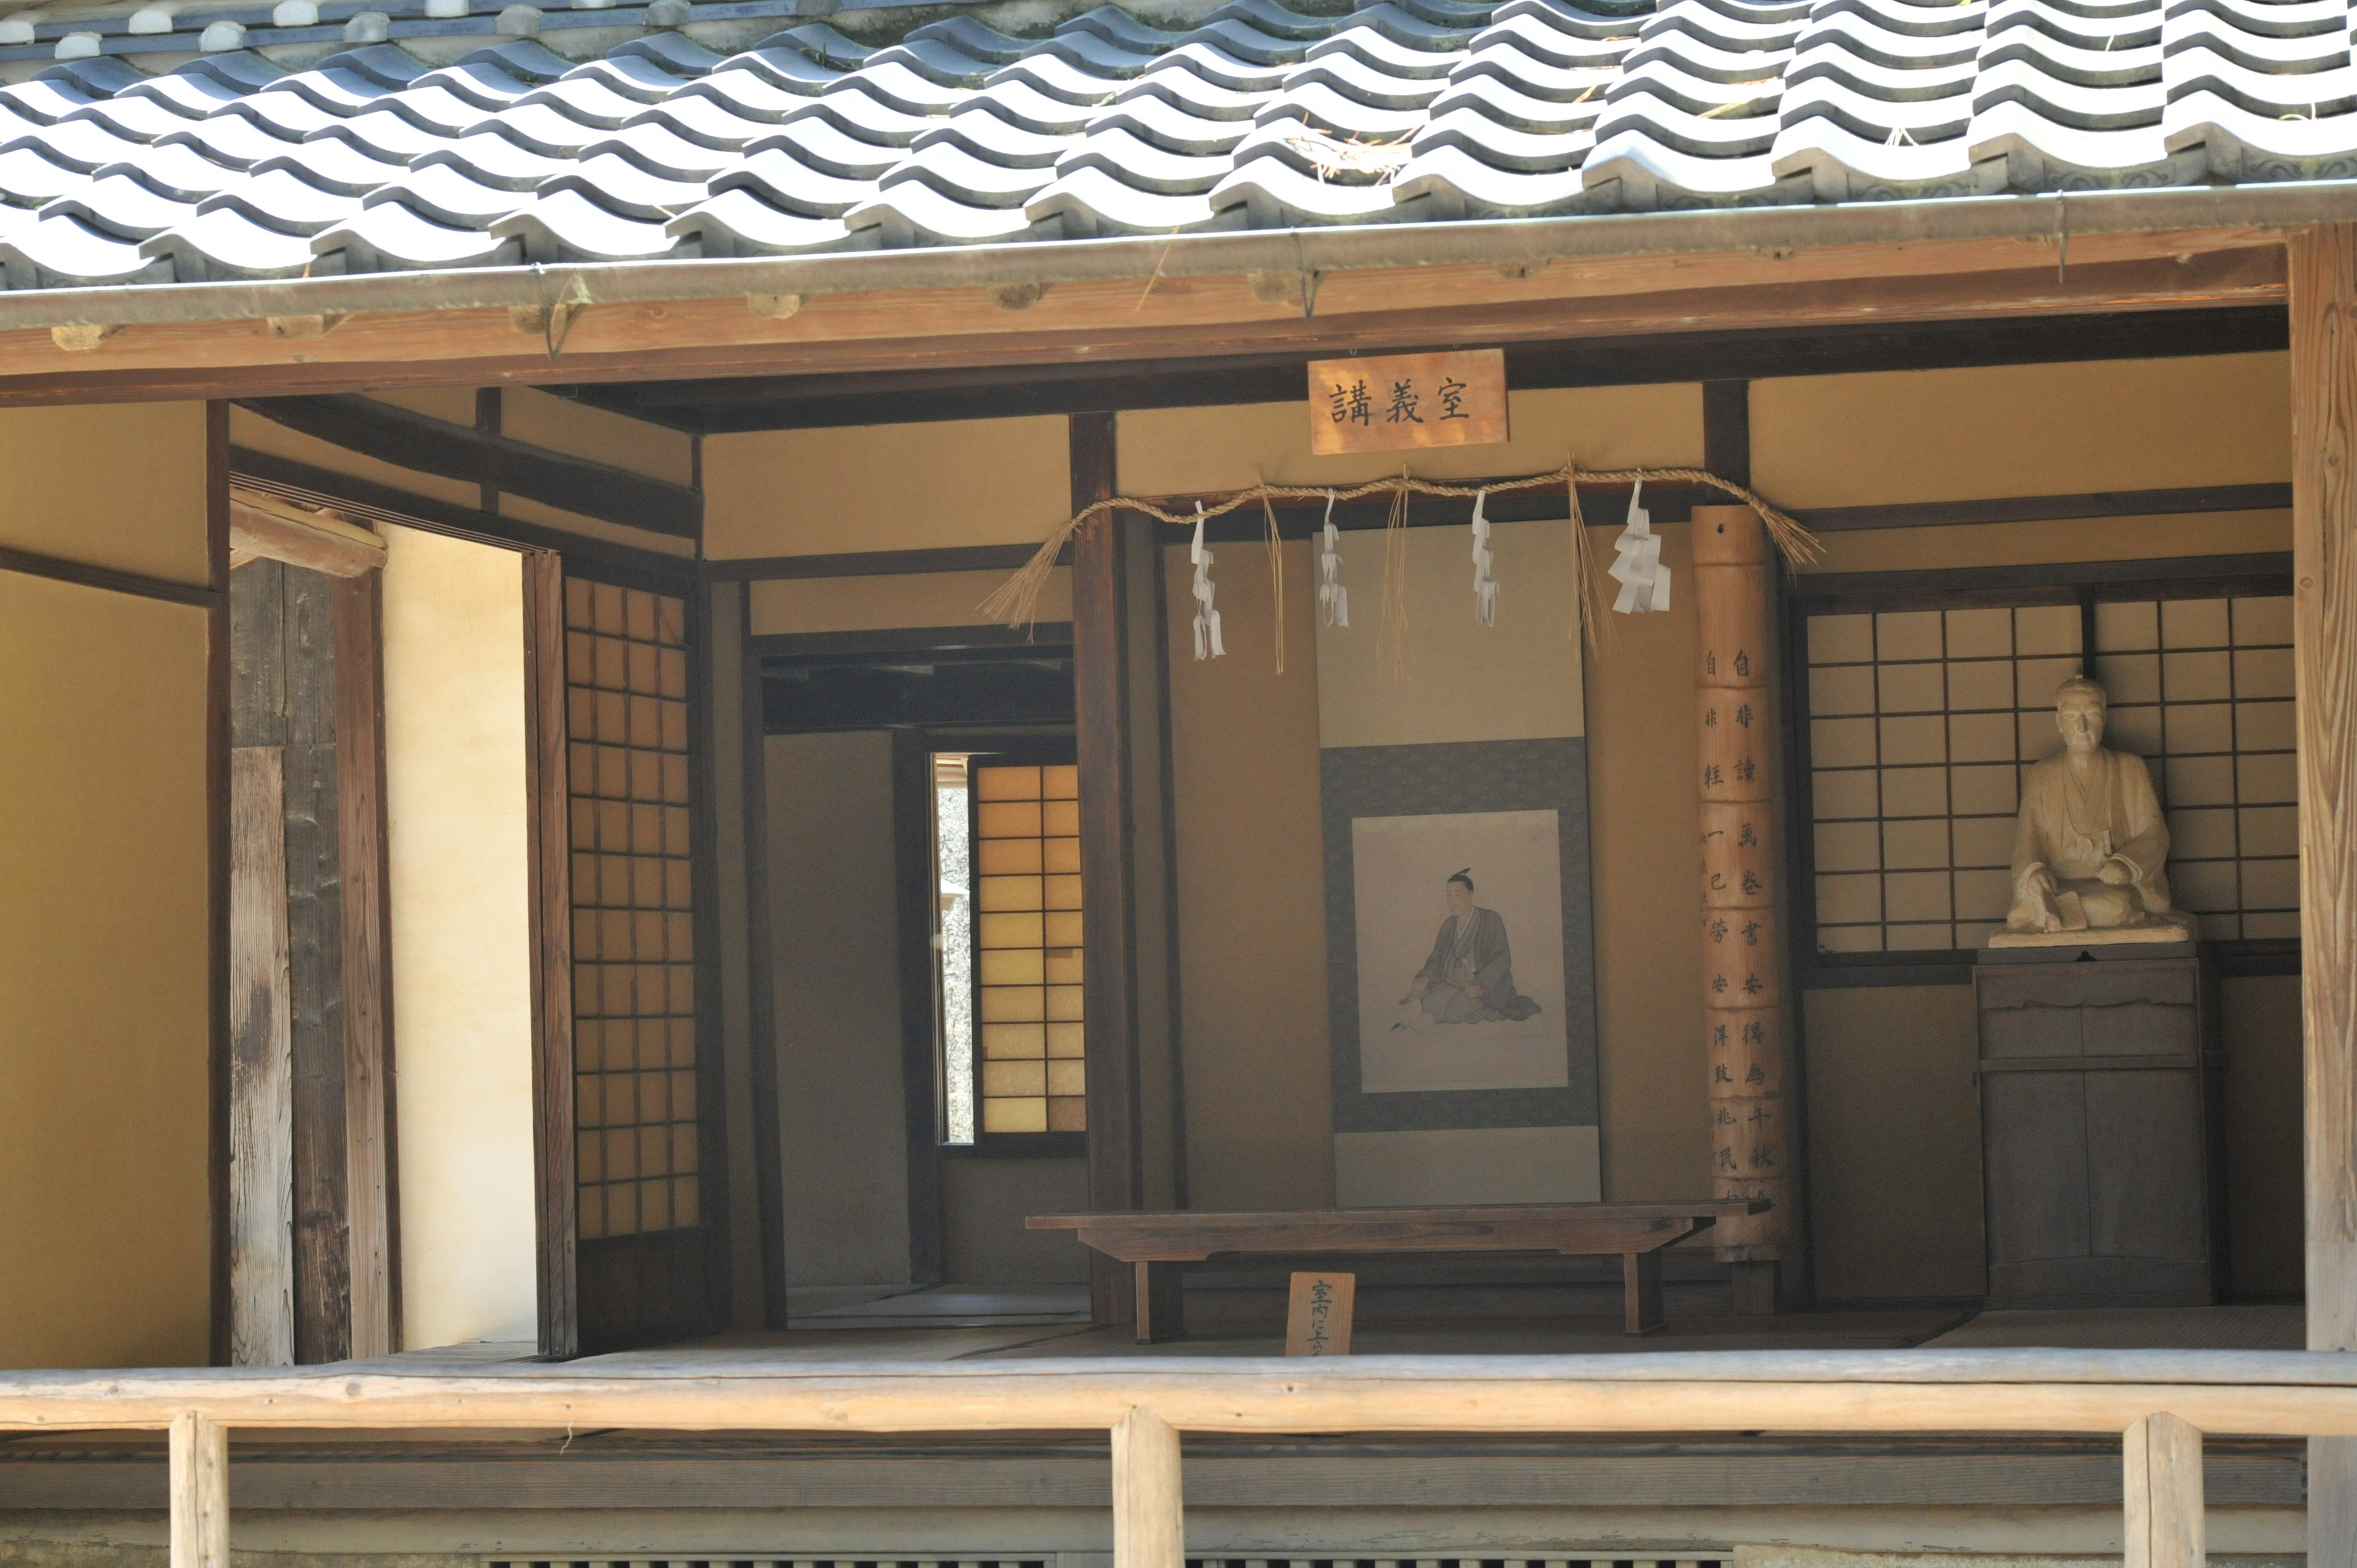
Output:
[{"left": 977, "top": 460, "right": 1817, "bottom": 637}]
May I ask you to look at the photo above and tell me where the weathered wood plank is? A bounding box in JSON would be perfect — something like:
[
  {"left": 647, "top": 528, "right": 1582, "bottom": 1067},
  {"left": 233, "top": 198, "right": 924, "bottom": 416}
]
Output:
[
  {"left": 228, "top": 498, "right": 384, "bottom": 578},
  {"left": 0, "top": 1440, "right": 2307, "bottom": 1513},
  {"left": 206, "top": 401, "right": 233, "bottom": 1369},
  {"left": 332, "top": 570, "right": 396, "bottom": 1359},
  {"left": 2291, "top": 222, "right": 2357, "bottom": 1567},
  {"left": 12, "top": 1353, "right": 2357, "bottom": 1439},
  {"left": 166, "top": 1412, "right": 227, "bottom": 1568},
  {"left": 281, "top": 565, "right": 350, "bottom": 1366},
  {"left": 229, "top": 746, "right": 295, "bottom": 1369},
  {"left": 1030, "top": 1203, "right": 1759, "bottom": 1261},
  {"left": 521, "top": 550, "right": 578, "bottom": 1361},
  {"left": 1112, "top": 1408, "right": 1182, "bottom": 1568},
  {"left": 0, "top": 244, "right": 2285, "bottom": 409},
  {"left": 2124, "top": 1411, "right": 2205, "bottom": 1568}
]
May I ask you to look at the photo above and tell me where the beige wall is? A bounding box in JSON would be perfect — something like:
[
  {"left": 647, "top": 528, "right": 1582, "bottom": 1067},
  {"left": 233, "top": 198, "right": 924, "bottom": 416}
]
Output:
[
  {"left": 751, "top": 569, "right": 1072, "bottom": 636},
  {"left": 1165, "top": 538, "right": 1334, "bottom": 1208},
  {"left": 0, "top": 573, "right": 212, "bottom": 1367},
  {"left": 0, "top": 401, "right": 209, "bottom": 586},
  {"left": 0, "top": 400, "right": 211, "bottom": 1368},
  {"left": 704, "top": 416, "right": 1069, "bottom": 562},
  {"left": 382, "top": 525, "right": 540, "bottom": 1349}
]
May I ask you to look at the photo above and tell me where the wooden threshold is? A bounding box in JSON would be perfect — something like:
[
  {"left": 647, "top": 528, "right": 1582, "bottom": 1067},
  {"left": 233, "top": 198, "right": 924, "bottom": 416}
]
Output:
[{"left": 0, "top": 238, "right": 2285, "bottom": 407}]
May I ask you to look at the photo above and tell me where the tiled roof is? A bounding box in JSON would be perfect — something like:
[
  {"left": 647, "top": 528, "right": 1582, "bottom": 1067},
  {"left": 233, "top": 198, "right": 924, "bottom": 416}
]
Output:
[{"left": 0, "top": 0, "right": 2348, "bottom": 287}]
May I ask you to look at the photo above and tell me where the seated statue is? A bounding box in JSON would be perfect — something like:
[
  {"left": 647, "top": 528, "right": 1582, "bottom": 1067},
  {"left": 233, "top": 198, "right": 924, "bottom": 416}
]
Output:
[{"left": 1991, "top": 674, "right": 2192, "bottom": 946}]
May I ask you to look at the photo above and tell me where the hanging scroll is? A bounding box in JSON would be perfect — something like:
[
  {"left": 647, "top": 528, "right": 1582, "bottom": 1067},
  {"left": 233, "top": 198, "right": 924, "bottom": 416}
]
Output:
[{"left": 1309, "top": 349, "right": 1509, "bottom": 456}]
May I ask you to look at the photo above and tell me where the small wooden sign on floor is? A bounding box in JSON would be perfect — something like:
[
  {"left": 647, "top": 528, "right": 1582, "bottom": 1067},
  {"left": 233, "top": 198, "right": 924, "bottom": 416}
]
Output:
[{"left": 1285, "top": 1272, "right": 1355, "bottom": 1355}]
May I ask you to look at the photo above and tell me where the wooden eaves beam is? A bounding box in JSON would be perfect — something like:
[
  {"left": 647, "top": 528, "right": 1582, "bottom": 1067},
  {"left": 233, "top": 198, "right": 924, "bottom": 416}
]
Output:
[{"left": 0, "top": 231, "right": 2285, "bottom": 409}]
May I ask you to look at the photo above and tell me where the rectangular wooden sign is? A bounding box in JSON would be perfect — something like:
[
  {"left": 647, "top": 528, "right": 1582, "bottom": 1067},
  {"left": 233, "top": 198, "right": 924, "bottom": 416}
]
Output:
[
  {"left": 1285, "top": 1270, "right": 1356, "bottom": 1355},
  {"left": 1308, "top": 349, "right": 1509, "bottom": 456}
]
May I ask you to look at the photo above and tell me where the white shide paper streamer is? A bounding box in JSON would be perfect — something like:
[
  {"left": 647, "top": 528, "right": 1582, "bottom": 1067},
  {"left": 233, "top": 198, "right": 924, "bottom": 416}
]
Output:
[
  {"left": 1190, "top": 501, "right": 1225, "bottom": 660},
  {"left": 1469, "top": 488, "right": 1498, "bottom": 626},
  {"left": 1608, "top": 477, "right": 1671, "bottom": 615},
  {"left": 1317, "top": 491, "right": 1347, "bottom": 628}
]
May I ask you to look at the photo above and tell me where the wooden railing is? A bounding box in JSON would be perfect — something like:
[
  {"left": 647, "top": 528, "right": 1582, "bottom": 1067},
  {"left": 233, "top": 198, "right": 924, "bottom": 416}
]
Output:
[{"left": 6, "top": 1349, "right": 2355, "bottom": 1568}]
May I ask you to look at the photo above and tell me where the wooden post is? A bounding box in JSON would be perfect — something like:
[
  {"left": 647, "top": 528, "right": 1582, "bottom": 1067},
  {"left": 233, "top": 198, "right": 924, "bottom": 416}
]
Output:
[
  {"left": 2123, "top": 1412, "right": 2204, "bottom": 1568},
  {"left": 1072, "top": 411, "right": 1145, "bottom": 1326},
  {"left": 168, "top": 1410, "right": 228, "bottom": 1568},
  {"left": 332, "top": 570, "right": 397, "bottom": 1359},
  {"left": 521, "top": 550, "right": 578, "bottom": 1361},
  {"left": 2292, "top": 223, "right": 2357, "bottom": 1564},
  {"left": 227, "top": 746, "right": 295, "bottom": 1367},
  {"left": 1112, "top": 1406, "right": 1183, "bottom": 1568},
  {"left": 1693, "top": 504, "right": 1798, "bottom": 1311}
]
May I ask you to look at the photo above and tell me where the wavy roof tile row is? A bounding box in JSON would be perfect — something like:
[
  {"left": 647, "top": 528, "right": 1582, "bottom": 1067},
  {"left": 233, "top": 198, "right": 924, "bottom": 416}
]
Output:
[{"left": 0, "top": 0, "right": 2347, "bottom": 287}]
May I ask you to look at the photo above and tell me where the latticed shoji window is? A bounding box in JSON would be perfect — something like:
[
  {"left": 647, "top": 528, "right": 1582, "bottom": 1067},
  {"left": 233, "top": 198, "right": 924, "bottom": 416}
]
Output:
[
  {"left": 1803, "top": 592, "right": 2295, "bottom": 956},
  {"left": 563, "top": 577, "right": 700, "bottom": 1239},
  {"left": 972, "top": 760, "right": 1085, "bottom": 1134}
]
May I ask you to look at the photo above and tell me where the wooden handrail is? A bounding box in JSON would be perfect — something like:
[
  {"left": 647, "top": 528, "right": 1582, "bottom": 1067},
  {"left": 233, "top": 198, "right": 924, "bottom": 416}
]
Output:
[{"left": 4, "top": 1350, "right": 2336, "bottom": 1568}]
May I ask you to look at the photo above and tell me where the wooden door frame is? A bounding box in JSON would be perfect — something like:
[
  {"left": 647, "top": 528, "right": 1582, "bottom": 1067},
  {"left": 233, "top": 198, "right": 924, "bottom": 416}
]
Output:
[{"left": 521, "top": 549, "right": 579, "bottom": 1361}]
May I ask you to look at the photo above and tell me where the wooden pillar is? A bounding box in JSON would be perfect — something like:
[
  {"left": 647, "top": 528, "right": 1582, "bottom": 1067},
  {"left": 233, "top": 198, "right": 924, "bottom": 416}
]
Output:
[
  {"left": 1694, "top": 504, "right": 1798, "bottom": 1310},
  {"left": 1072, "top": 411, "right": 1144, "bottom": 1324},
  {"left": 332, "top": 570, "right": 397, "bottom": 1358},
  {"left": 1112, "top": 1406, "right": 1183, "bottom": 1568},
  {"left": 227, "top": 746, "right": 295, "bottom": 1366},
  {"left": 2292, "top": 223, "right": 2357, "bottom": 1562},
  {"left": 168, "top": 1411, "right": 228, "bottom": 1568},
  {"left": 521, "top": 550, "right": 578, "bottom": 1361},
  {"left": 2124, "top": 1412, "right": 2205, "bottom": 1568}
]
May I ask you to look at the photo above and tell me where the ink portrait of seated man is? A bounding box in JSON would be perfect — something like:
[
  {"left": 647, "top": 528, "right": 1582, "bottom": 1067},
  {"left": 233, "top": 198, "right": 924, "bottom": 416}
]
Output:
[
  {"left": 1400, "top": 868, "right": 1544, "bottom": 1024},
  {"left": 1998, "top": 674, "right": 2193, "bottom": 944}
]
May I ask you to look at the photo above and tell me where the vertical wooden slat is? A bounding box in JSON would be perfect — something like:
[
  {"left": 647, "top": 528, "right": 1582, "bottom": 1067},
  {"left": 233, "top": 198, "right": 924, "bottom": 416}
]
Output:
[
  {"left": 2123, "top": 1411, "right": 2204, "bottom": 1568},
  {"left": 1072, "top": 409, "right": 1144, "bottom": 1325},
  {"left": 1112, "top": 1407, "right": 1183, "bottom": 1568},
  {"left": 281, "top": 564, "right": 352, "bottom": 1366},
  {"left": 738, "top": 631, "right": 789, "bottom": 1329},
  {"left": 206, "top": 401, "right": 234, "bottom": 1369},
  {"left": 521, "top": 550, "right": 579, "bottom": 1361},
  {"left": 333, "top": 568, "right": 397, "bottom": 1358},
  {"left": 2292, "top": 223, "right": 2357, "bottom": 1564},
  {"left": 168, "top": 1411, "right": 228, "bottom": 1568},
  {"left": 228, "top": 746, "right": 295, "bottom": 1367}
]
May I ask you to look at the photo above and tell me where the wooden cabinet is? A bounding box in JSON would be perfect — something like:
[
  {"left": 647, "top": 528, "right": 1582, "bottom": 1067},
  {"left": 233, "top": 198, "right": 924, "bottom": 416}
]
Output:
[{"left": 1973, "top": 949, "right": 2223, "bottom": 1308}]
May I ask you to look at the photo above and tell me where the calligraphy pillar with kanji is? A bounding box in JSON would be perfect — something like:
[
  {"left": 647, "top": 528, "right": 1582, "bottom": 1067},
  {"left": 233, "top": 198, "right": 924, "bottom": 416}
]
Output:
[{"left": 1693, "top": 504, "right": 1802, "bottom": 1313}]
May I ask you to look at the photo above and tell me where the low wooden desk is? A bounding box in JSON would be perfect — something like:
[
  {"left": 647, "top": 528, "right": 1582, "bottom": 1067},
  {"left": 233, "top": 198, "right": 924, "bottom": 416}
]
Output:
[{"left": 1027, "top": 1201, "right": 1767, "bottom": 1342}]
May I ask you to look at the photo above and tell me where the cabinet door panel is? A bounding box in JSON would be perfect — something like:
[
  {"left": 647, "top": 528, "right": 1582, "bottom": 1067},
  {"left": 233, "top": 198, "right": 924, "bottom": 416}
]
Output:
[
  {"left": 2085, "top": 1068, "right": 2207, "bottom": 1262},
  {"left": 1983, "top": 1072, "right": 2090, "bottom": 1265}
]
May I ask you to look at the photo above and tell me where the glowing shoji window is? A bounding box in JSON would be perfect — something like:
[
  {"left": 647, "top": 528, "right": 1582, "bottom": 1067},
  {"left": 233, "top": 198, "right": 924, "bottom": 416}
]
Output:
[
  {"left": 563, "top": 577, "right": 700, "bottom": 1240},
  {"left": 1805, "top": 593, "right": 2294, "bottom": 955},
  {"left": 972, "top": 761, "right": 1085, "bottom": 1134}
]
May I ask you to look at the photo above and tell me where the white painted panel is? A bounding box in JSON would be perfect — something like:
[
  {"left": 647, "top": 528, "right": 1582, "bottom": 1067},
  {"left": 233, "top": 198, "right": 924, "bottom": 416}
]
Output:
[{"left": 1333, "top": 1125, "right": 1600, "bottom": 1207}]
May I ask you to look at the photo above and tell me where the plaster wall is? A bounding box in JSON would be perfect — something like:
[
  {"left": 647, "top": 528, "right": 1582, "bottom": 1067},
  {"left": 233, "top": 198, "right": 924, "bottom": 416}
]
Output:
[
  {"left": 749, "top": 568, "right": 1072, "bottom": 635},
  {"left": 0, "top": 573, "right": 211, "bottom": 1367},
  {"left": 0, "top": 400, "right": 211, "bottom": 1368},
  {"left": 703, "top": 415, "right": 1069, "bottom": 562},
  {"left": 381, "top": 524, "right": 539, "bottom": 1348},
  {"left": 0, "top": 401, "right": 209, "bottom": 585}
]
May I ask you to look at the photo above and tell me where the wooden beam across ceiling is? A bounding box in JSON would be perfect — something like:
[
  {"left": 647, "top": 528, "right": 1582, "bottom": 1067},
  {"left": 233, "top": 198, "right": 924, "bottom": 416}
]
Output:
[
  {"left": 565, "top": 305, "right": 2289, "bottom": 434},
  {"left": 0, "top": 230, "right": 2286, "bottom": 409}
]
